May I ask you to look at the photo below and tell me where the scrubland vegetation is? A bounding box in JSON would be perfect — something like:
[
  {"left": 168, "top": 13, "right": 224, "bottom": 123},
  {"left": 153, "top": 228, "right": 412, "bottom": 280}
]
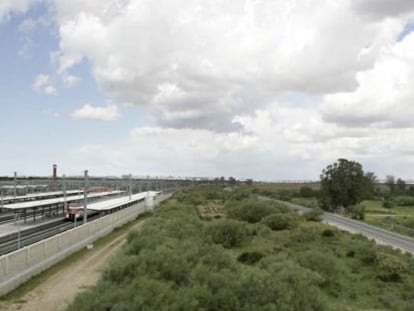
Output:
[{"left": 68, "top": 186, "right": 414, "bottom": 310}]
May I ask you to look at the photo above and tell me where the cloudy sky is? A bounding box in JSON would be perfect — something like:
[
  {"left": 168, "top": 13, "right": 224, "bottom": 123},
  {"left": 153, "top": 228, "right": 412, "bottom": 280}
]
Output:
[{"left": 1, "top": 0, "right": 414, "bottom": 180}]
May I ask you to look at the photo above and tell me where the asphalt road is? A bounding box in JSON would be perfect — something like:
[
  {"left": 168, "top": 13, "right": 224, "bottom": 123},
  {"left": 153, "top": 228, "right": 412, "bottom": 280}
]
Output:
[{"left": 272, "top": 198, "right": 414, "bottom": 254}]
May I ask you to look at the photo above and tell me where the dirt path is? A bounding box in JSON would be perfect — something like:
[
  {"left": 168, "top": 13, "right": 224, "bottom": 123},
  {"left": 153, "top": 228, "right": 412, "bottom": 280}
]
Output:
[{"left": 0, "top": 220, "right": 145, "bottom": 311}]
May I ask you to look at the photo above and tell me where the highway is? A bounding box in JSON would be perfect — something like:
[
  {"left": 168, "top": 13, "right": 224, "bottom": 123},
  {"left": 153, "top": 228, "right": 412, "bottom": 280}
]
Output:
[{"left": 273, "top": 199, "right": 414, "bottom": 254}]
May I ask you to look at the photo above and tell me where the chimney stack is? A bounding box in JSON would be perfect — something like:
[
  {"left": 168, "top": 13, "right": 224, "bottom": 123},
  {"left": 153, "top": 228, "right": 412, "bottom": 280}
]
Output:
[{"left": 53, "top": 164, "right": 57, "bottom": 181}]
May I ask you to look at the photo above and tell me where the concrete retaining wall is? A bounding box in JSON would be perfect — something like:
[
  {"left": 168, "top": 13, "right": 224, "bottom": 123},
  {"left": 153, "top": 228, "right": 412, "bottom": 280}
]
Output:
[{"left": 0, "top": 193, "right": 170, "bottom": 296}]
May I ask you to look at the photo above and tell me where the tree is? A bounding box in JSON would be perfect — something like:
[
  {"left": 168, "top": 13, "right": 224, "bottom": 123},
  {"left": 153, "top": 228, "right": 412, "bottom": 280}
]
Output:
[
  {"left": 319, "top": 159, "right": 373, "bottom": 211},
  {"left": 228, "top": 176, "right": 237, "bottom": 185},
  {"left": 364, "top": 172, "right": 377, "bottom": 199},
  {"left": 386, "top": 175, "right": 395, "bottom": 195},
  {"left": 396, "top": 178, "right": 406, "bottom": 195}
]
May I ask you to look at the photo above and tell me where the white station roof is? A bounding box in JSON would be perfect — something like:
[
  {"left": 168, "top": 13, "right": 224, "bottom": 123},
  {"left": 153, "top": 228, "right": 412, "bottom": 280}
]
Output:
[
  {"left": 2, "top": 191, "right": 125, "bottom": 210},
  {"left": 1, "top": 190, "right": 84, "bottom": 202},
  {"left": 87, "top": 191, "right": 161, "bottom": 211},
  {"left": 1, "top": 185, "right": 48, "bottom": 189}
]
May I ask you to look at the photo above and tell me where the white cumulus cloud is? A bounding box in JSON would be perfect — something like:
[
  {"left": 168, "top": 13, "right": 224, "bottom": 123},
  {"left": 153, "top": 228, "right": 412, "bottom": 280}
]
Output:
[
  {"left": 72, "top": 104, "right": 121, "bottom": 121},
  {"left": 51, "top": 0, "right": 411, "bottom": 131},
  {"left": 0, "top": 0, "right": 41, "bottom": 22},
  {"left": 32, "top": 74, "right": 57, "bottom": 95}
]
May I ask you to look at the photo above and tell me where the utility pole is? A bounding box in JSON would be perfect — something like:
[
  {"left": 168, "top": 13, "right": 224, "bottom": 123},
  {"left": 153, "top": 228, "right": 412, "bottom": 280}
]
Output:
[{"left": 83, "top": 170, "right": 88, "bottom": 224}]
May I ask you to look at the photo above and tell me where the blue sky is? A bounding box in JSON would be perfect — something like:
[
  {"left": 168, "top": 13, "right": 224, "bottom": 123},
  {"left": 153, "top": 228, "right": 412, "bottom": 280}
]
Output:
[
  {"left": 2, "top": 1, "right": 414, "bottom": 180},
  {"left": 0, "top": 4, "right": 152, "bottom": 176}
]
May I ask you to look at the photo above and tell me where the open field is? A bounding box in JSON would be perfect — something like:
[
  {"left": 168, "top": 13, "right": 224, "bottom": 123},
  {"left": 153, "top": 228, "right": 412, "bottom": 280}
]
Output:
[
  {"left": 67, "top": 186, "right": 414, "bottom": 310},
  {"left": 253, "top": 182, "right": 320, "bottom": 192},
  {"left": 361, "top": 200, "right": 414, "bottom": 238}
]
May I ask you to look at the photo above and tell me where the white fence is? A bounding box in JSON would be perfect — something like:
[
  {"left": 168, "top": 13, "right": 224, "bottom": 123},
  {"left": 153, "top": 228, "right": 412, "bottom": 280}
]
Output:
[{"left": 0, "top": 193, "right": 170, "bottom": 296}]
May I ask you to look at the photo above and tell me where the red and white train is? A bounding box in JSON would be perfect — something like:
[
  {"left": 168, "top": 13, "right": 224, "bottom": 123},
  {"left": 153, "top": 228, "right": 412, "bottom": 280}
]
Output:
[{"left": 65, "top": 203, "right": 97, "bottom": 221}]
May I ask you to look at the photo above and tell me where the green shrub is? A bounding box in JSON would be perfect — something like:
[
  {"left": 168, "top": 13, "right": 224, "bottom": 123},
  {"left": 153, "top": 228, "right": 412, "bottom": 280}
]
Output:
[
  {"left": 382, "top": 200, "right": 395, "bottom": 209},
  {"left": 299, "top": 186, "right": 315, "bottom": 198},
  {"left": 296, "top": 250, "right": 339, "bottom": 287},
  {"left": 290, "top": 224, "right": 321, "bottom": 243},
  {"left": 262, "top": 213, "right": 299, "bottom": 230},
  {"left": 226, "top": 199, "right": 289, "bottom": 223},
  {"left": 393, "top": 195, "right": 414, "bottom": 206},
  {"left": 243, "top": 261, "right": 326, "bottom": 311},
  {"left": 205, "top": 219, "right": 248, "bottom": 248},
  {"left": 237, "top": 251, "right": 265, "bottom": 265},
  {"left": 347, "top": 204, "right": 366, "bottom": 220},
  {"left": 377, "top": 253, "right": 408, "bottom": 282},
  {"left": 321, "top": 228, "right": 335, "bottom": 237},
  {"left": 346, "top": 250, "right": 355, "bottom": 258},
  {"left": 279, "top": 190, "right": 294, "bottom": 201},
  {"left": 303, "top": 208, "right": 323, "bottom": 221},
  {"left": 356, "top": 245, "right": 378, "bottom": 265},
  {"left": 198, "top": 246, "right": 235, "bottom": 271}
]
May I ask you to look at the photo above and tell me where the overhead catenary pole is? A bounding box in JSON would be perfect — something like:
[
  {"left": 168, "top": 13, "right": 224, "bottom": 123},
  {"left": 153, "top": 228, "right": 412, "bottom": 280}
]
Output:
[
  {"left": 13, "top": 172, "right": 17, "bottom": 198},
  {"left": 83, "top": 170, "right": 88, "bottom": 224},
  {"left": 63, "top": 174, "right": 67, "bottom": 212},
  {"left": 16, "top": 213, "right": 21, "bottom": 249},
  {"left": 129, "top": 174, "right": 132, "bottom": 200}
]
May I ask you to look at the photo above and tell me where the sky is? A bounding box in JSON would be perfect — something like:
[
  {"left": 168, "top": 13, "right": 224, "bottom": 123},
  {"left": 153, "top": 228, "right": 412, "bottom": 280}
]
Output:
[{"left": 1, "top": 0, "right": 414, "bottom": 180}]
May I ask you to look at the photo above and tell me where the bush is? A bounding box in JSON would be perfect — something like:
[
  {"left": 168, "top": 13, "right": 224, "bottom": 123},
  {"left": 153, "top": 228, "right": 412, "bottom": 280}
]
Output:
[
  {"left": 296, "top": 250, "right": 339, "bottom": 287},
  {"left": 321, "top": 228, "right": 335, "bottom": 237},
  {"left": 290, "top": 224, "right": 321, "bottom": 243},
  {"left": 237, "top": 251, "right": 265, "bottom": 265},
  {"left": 377, "top": 253, "right": 408, "bottom": 282},
  {"left": 393, "top": 195, "right": 414, "bottom": 206},
  {"left": 205, "top": 219, "right": 248, "bottom": 248},
  {"left": 382, "top": 200, "right": 395, "bottom": 209},
  {"left": 262, "top": 213, "right": 299, "bottom": 230},
  {"left": 357, "top": 245, "right": 378, "bottom": 265},
  {"left": 279, "top": 190, "right": 294, "bottom": 201},
  {"left": 226, "top": 199, "right": 289, "bottom": 223},
  {"left": 299, "top": 186, "right": 315, "bottom": 198},
  {"left": 347, "top": 204, "right": 366, "bottom": 220},
  {"left": 303, "top": 208, "right": 323, "bottom": 221}
]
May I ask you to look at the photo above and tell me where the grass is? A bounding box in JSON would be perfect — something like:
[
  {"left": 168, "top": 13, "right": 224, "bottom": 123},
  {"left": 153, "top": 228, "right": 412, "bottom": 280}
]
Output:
[
  {"left": 353, "top": 200, "right": 414, "bottom": 238},
  {"left": 0, "top": 212, "right": 153, "bottom": 302}
]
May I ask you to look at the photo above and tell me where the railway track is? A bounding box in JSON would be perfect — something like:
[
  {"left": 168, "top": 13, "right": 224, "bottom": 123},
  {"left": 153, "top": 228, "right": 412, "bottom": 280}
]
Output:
[
  {"left": 0, "top": 192, "right": 156, "bottom": 256},
  {"left": 0, "top": 214, "right": 101, "bottom": 256}
]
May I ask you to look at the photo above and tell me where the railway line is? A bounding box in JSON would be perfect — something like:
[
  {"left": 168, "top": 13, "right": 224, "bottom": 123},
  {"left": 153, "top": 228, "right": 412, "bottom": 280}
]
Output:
[{"left": 0, "top": 191, "right": 159, "bottom": 256}]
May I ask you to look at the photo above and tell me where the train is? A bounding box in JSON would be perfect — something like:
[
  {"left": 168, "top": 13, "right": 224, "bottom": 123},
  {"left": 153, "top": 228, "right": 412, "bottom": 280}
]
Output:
[{"left": 65, "top": 202, "right": 97, "bottom": 221}]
